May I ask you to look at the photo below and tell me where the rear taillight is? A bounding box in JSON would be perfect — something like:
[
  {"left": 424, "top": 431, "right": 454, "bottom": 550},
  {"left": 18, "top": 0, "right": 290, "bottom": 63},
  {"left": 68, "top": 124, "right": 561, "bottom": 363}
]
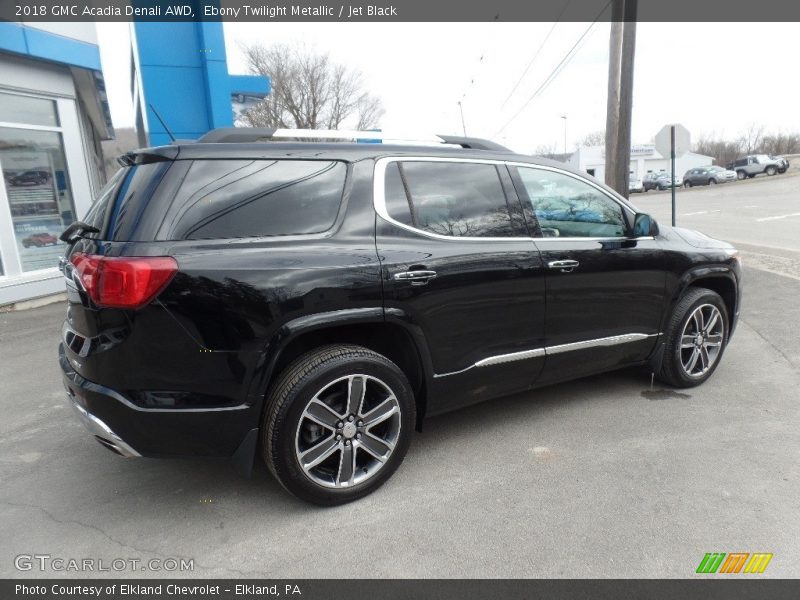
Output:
[{"left": 70, "top": 253, "right": 178, "bottom": 309}]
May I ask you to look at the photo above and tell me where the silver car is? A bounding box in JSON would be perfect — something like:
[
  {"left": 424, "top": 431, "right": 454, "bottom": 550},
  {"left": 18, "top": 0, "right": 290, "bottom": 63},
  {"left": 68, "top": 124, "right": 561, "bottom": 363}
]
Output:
[{"left": 726, "top": 155, "right": 783, "bottom": 179}]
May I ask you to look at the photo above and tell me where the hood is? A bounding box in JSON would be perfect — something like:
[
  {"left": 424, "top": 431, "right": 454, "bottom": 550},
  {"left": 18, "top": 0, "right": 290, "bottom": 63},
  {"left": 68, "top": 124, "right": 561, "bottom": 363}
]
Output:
[{"left": 671, "top": 226, "right": 734, "bottom": 249}]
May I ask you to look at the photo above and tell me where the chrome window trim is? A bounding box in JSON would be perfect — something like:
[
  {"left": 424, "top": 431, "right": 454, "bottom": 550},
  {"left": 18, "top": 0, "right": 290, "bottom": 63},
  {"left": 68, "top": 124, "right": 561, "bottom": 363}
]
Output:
[
  {"left": 373, "top": 156, "right": 526, "bottom": 242},
  {"left": 433, "top": 332, "right": 659, "bottom": 378},
  {"left": 373, "top": 156, "right": 649, "bottom": 243}
]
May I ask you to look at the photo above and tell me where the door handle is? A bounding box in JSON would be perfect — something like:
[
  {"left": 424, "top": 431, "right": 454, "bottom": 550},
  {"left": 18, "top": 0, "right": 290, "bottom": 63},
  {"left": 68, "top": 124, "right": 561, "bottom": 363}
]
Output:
[
  {"left": 547, "top": 259, "right": 580, "bottom": 273},
  {"left": 393, "top": 270, "right": 438, "bottom": 286}
]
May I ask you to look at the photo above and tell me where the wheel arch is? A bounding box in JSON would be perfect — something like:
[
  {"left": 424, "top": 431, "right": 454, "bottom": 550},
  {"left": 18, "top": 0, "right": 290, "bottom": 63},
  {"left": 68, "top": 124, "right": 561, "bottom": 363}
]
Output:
[
  {"left": 650, "top": 268, "right": 738, "bottom": 375},
  {"left": 250, "top": 308, "right": 433, "bottom": 432},
  {"left": 675, "top": 268, "right": 738, "bottom": 332}
]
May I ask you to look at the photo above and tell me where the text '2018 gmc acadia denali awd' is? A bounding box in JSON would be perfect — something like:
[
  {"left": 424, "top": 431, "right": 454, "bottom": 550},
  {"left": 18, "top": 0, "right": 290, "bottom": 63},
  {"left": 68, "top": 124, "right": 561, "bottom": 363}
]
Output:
[{"left": 59, "top": 129, "right": 742, "bottom": 505}]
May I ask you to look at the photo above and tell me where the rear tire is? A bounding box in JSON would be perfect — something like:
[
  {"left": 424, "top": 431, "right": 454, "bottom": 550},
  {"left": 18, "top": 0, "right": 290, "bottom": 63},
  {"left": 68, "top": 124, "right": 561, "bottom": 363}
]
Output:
[
  {"left": 708, "top": 179, "right": 717, "bottom": 185},
  {"left": 657, "top": 288, "right": 729, "bottom": 388},
  {"left": 684, "top": 181, "right": 692, "bottom": 188},
  {"left": 262, "top": 344, "right": 415, "bottom": 505},
  {"left": 736, "top": 171, "right": 746, "bottom": 180}
]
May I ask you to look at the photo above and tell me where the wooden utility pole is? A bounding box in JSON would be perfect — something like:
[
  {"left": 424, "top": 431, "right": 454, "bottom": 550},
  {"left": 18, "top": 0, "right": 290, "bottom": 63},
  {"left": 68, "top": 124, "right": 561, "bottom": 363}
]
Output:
[
  {"left": 604, "top": 3, "right": 623, "bottom": 191},
  {"left": 605, "top": 0, "right": 637, "bottom": 198}
]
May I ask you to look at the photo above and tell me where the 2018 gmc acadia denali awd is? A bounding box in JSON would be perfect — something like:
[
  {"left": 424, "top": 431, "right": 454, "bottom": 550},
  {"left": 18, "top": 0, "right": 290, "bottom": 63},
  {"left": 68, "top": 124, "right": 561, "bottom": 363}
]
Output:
[{"left": 59, "top": 129, "right": 742, "bottom": 505}]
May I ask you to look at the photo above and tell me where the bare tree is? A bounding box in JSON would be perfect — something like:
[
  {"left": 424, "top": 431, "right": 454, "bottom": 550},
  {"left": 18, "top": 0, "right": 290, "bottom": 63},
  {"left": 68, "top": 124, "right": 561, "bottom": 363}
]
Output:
[
  {"left": 761, "top": 132, "right": 800, "bottom": 155},
  {"left": 739, "top": 123, "right": 766, "bottom": 155},
  {"left": 239, "top": 43, "right": 384, "bottom": 130},
  {"left": 693, "top": 133, "right": 743, "bottom": 166},
  {"left": 693, "top": 125, "right": 800, "bottom": 165},
  {"left": 532, "top": 143, "right": 559, "bottom": 159},
  {"left": 580, "top": 130, "right": 605, "bottom": 147}
]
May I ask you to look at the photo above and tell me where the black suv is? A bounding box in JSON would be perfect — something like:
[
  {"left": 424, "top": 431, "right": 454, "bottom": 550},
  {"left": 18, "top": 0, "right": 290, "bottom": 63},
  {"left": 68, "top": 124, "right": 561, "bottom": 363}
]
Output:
[{"left": 59, "top": 129, "right": 742, "bottom": 505}]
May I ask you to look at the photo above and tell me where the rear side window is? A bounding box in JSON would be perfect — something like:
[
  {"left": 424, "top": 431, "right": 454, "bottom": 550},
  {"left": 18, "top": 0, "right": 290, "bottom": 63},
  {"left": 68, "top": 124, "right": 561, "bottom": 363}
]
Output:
[
  {"left": 383, "top": 161, "right": 516, "bottom": 238},
  {"left": 164, "top": 160, "right": 346, "bottom": 240},
  {"left": 104, "top": 159, "right": 347, "bottom": 241},
  {"left": 80, "top": 167, "right": 126, "bottom": 234}
]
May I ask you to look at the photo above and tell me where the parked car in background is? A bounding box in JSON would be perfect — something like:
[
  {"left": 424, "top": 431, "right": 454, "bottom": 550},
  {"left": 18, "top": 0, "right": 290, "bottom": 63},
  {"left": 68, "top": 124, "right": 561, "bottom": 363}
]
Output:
[
  {"left": 725, "top": 155, "right": 783, "bottom": 179},
  {"left": 10, "top": 170, "right": 50, "bottom": 186},
  {"left": 643, "top": 172, "right": 681, "bottom": 191},
  {"left": 22, "top": 232, "right": 58, "bottom": 247},
  {"left": 628, "top": 177, "right": 643, "bottom": 193},
  {"left": 770, "top": 155, "right": 790, "bottom": 173},
  {"left": 683, "top": 165, "right": 737, "bottom": 187}
]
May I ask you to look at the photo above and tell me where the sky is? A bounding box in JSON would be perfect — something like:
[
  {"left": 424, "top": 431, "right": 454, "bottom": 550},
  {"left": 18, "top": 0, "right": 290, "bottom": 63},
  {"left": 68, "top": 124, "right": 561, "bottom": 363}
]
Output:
[{"left": 97, "top": 22, "right": 800, "bottom": 154}]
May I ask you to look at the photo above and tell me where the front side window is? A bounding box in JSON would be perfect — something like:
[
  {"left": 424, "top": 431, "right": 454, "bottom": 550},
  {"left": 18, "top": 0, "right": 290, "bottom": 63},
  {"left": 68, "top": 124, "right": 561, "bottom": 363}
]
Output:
[
  {"left": 383, "top": 161, "right": 517, "bottom": 238},
  {"left": 515, "top": 167, "right": 627, "bottom": 238}
]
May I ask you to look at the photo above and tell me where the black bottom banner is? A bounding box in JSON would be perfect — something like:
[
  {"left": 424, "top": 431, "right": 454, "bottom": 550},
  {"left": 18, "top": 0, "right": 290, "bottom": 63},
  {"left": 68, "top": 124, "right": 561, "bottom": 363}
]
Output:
[{"left": 3, "top": 579, "right": 800, "bottom": 600}]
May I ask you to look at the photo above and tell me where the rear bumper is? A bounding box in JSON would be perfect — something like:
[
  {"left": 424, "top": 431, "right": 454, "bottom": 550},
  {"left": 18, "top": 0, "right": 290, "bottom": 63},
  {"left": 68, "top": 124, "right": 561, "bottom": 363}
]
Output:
[
  {"left": 68, "top": 394, "right": 141, "bottom": 458},
  {"left": 59, "top": 343, "right": 258, "bottom": 458}
]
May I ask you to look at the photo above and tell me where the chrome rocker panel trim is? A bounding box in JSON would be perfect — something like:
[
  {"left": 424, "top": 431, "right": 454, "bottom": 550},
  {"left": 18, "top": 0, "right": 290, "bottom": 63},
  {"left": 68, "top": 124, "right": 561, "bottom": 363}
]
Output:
[{"left": 434, "top": 333, "right": 659, "bottom": 378}]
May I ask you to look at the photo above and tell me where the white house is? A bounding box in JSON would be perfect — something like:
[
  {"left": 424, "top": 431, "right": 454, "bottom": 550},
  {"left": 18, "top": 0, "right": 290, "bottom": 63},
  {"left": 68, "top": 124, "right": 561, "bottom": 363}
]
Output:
[{"left": 568, "top": 144, "right": 713, "bottom": 182}]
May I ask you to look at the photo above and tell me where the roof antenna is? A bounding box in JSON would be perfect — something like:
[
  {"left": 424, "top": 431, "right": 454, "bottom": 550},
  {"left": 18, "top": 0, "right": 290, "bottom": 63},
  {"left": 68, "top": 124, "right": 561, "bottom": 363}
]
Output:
[{"left": 148, "top": 104, "right": 176, "bottom": 142}]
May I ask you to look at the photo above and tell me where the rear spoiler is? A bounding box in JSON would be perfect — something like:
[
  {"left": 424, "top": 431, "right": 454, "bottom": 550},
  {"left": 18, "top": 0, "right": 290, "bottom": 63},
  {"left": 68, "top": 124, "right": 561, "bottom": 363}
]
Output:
[
  {"left": 60, "top": 221, "right": 99, "bottom": 244},
  {"left": 116, "top": 147, "right": 180, "bottom": 167}
]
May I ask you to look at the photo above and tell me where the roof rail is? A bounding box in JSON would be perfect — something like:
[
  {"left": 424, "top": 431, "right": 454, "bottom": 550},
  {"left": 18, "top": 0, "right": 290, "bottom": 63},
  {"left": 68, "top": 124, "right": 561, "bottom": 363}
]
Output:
[{"left": 194, "top": 128, "right": 509, "bottom": 151}]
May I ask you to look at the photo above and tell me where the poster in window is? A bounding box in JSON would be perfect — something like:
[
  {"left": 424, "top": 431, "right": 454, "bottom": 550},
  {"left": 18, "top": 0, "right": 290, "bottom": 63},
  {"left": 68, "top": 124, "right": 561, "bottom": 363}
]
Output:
[{"left": 1, "top": 150, "right": 65, "bottom": 271}]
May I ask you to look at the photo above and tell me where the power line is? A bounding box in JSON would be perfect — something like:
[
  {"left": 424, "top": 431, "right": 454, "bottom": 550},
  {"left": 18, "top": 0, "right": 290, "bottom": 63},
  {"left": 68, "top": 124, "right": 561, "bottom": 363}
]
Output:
[
  {"left": 458, "top": 53, "right": 487, "bottom": 102},
  {"left": 500, "top": 0, "right": 574, "bottom": 109},
  {"left": 457, "top": 14, "right": 500, "bottom": 103},
  {"left": 493, "top": 0, "right": 613, "bottom": 138}
]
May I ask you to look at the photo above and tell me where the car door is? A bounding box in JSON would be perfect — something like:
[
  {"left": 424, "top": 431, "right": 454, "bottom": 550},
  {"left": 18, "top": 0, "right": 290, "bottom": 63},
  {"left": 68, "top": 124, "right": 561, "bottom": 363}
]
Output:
[
  {"left": 509, "top": 164, "right": 667, "bottom": 385},
  {"left": 375, "top": 157, "right": 547, "bottom": 414}
]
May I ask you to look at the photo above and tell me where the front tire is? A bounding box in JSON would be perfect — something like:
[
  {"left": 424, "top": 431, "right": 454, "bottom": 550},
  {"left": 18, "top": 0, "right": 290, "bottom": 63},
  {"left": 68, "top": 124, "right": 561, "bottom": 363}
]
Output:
[
  {"left": 736, "top": 170, "right": 746, "bottom": 180},
  {"left": 708, "top": 178, "right": 717, "bottom": 185},
  {"left": 262, "top": 344, "right": 415, "bottom": 505},
  {"left": 657, "top": 288, "right": 729, "bottom": 388},
  {"left": 766, "top": 166, "right": 777, "bottom": 176}
]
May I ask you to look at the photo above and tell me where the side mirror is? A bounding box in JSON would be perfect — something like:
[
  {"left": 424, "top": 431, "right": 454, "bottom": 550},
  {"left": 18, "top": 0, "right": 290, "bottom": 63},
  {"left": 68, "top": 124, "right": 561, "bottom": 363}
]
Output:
[{"left": 632, "top": 213, "right": 658, "bottom": 237}]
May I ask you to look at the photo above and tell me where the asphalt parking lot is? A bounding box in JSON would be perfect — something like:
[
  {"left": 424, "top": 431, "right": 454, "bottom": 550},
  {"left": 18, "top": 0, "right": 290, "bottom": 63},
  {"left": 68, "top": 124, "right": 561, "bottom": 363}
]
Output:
[{"left": 1, "top": 174, "right": 799, "bottom": 579}]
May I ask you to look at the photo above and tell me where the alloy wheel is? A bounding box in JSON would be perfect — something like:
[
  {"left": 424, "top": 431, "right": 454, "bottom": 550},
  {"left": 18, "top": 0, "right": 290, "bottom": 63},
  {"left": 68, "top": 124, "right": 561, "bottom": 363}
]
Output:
[
  {"left": 295, "top": 374, "right": 401, "bottom": 488},
  {"left": 679, "top": 304, "right": 724, "bottom": 378}
]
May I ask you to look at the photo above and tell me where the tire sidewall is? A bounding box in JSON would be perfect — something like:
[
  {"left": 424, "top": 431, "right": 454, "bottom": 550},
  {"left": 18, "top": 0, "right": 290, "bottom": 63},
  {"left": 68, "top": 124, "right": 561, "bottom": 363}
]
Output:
[{"left": 267, "top": 352, "right": 415, "bottom": 505}]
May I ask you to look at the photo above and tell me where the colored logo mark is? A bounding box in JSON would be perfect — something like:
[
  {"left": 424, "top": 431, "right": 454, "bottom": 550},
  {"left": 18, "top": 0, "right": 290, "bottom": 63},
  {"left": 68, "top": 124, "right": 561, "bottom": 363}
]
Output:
[{"left": 696, "top": 552, "right": 773, "bottom": 574}]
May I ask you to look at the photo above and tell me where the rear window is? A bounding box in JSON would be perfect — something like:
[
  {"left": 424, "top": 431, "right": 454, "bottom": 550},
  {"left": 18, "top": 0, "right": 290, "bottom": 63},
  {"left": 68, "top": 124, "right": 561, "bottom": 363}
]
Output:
[{"left": 103, "top": 159, "right": 347, "bottom": 241}]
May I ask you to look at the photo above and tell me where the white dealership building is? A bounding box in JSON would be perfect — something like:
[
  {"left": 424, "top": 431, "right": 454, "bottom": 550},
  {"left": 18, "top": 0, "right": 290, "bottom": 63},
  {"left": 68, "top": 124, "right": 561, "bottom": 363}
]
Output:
[
  {"left": 0, "top": 22, "right": 112, "bottom": 305},
  {"left": 568, "top": 144, "right": 713, "bottom": 182}
]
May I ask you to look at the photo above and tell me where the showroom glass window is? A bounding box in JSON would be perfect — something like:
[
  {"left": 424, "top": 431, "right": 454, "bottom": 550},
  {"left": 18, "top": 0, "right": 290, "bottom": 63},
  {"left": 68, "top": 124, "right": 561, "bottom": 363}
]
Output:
[{"left": 0, "top": 91, "right": 76, "bottom": 273}]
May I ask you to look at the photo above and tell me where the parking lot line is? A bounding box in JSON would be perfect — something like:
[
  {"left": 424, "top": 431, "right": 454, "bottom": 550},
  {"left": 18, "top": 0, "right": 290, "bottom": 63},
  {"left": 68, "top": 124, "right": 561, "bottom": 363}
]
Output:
[{"left": 756, "top": 212, "right": 800, "bottom": 222}]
